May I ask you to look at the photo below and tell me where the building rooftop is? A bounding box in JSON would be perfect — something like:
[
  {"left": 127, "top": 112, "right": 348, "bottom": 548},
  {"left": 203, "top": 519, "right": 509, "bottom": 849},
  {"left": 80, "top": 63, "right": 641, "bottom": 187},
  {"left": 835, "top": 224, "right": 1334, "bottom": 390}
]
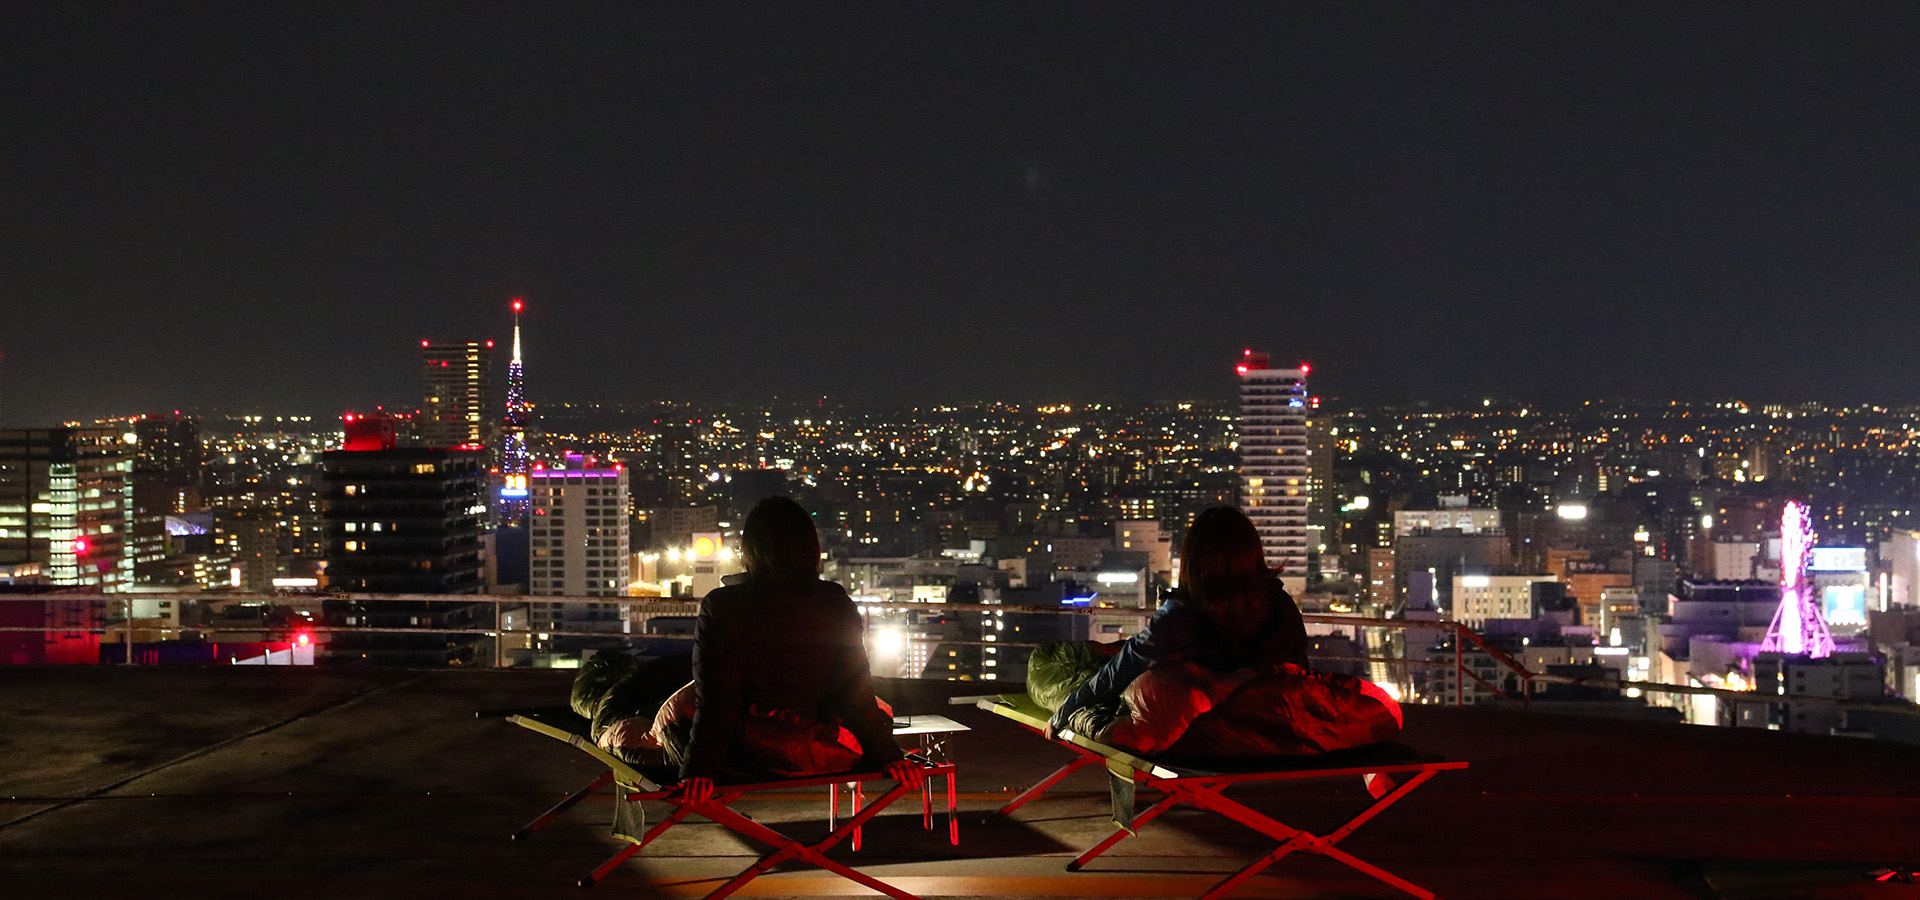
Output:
[{"left": 4, "top": 666, "right": 1918, "bottom": 899}]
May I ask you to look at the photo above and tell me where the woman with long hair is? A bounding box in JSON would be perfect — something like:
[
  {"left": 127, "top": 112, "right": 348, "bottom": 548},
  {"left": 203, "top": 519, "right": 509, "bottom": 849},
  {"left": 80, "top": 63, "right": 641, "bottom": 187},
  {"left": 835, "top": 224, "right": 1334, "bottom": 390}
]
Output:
[
  {"left": 1047, "top": 506, "right": 1309, "bottom": 736},
  {"left": 673, "top": 496, "right": 923, "bottom": 801}
]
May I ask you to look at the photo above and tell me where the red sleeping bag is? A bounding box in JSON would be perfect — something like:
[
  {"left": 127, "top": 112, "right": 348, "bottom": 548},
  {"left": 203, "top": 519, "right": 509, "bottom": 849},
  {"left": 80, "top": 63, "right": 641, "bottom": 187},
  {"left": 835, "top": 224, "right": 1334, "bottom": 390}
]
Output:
[
  {"left": 1100, "top": 662, "right": 1402, "bottom": 758},
  {"left": 599, "top": 680, "right": 889, "bottom": 778}
]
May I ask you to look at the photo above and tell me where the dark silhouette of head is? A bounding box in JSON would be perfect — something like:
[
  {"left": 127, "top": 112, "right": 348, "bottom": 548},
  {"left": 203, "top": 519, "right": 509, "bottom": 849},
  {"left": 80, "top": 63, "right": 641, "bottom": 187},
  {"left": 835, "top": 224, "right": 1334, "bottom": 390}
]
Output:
[
  {"left": 742, "top": 496, "right": 821, "bottom": 586},
  {"left": 1177, "top": 506, "right": 1272, "bottom": 633}
]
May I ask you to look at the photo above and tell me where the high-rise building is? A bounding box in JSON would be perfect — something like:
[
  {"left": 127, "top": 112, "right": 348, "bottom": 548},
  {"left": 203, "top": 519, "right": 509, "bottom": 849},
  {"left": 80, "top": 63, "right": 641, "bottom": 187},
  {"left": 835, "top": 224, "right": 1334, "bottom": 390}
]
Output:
[
  {"left": 0, "top": 427, "right": 133, "bottom": 590},
  {"left": 419, "top": 340, "right": 496, "bottom": 450},
  {"left": 1235, "top": 350, "right": 1310, "bottom": 590},
  {"left": 320, "top": 437, "right": 489, "bottom": 665},
  {"left": 1307, "top": 416, "right": 1336, "bottom": 574},
  {"left": 130, "top": 414, "right": 205, "bottom": 584},
  {"left": 528, "top": 459, "right": 631, "bottom": 597},
  {"left": 216, "top": 510, "right": 280, "bottom": 592}
]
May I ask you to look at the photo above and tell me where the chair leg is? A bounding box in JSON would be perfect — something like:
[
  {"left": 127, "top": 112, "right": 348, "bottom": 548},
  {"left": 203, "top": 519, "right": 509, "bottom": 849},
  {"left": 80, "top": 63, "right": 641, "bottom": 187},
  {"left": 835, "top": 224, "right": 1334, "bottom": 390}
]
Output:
[
  {"left": 514, "top": 770, "right": 613, "bottom": 840},
  {"left": 1000, "top": 754, "right": 1098, "bottom": 815},
  {"left": 947, "top": 769, "right": 959, "bottom": 845},
  {"left": 1181, "top": 774, "right": 1446, "bottom": 900},
  {"left": 694, "top": 782, "right": 925, "bottom": 900},
  {"left": 1067, "top": 792, "right": 1180, "bottom": 871},
  {"left": 577, "top": 798, "right": 695, "bottom": 888},
  {"left": 578, "top": 840, "right": 642, "bottom": 888},
  {"left": 852, "top": 781, "right": 864, "bottom": 851}
]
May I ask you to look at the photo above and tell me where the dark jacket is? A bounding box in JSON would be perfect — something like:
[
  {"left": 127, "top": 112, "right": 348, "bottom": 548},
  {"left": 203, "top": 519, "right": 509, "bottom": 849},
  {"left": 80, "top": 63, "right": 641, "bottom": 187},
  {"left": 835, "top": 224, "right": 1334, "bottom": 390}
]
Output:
[
  {"left": 1048, "top": 579, "right": 1309, "bottom": 732},
  {"left": 680, "top": 578, "right": 903, "bottom": 780}
]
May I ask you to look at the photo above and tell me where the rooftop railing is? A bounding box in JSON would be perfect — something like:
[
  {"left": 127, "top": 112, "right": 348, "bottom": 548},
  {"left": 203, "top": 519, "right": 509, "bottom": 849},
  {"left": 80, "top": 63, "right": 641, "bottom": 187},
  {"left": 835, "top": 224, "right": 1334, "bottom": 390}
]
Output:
[{"left": 2, "top": 591, "right": 1913, "bottom": 719}]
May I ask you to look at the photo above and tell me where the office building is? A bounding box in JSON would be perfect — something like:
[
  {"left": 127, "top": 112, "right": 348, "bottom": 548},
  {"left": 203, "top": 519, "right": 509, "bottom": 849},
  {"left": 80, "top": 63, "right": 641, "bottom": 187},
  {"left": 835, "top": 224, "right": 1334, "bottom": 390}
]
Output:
[
  {"left": 1114, "top": 519, "right": 1172, "bottom": 586},
  {"left": 1236, "top": 350, "right": 1310, "bottom": 591},
  {"left": 1452, "top": 574, "right": 1560, "bottom": 629},
  {"left": 529, "top": 459, "right": 631, "bottom": 597},
  {"left": 0, "top": 427, "right": 132, "bottom": 590},
  {"left": 320, "top": 446, "right": 486, "bottom": 593},
  {"left": 419, "top": 340, "right": 496, "bottom": 450},
  {"left": 130, "top": 414, "right": 204, "bottom": 584},
  {"left": 320, "top": 440, "right": 488, "bottom": 665}
]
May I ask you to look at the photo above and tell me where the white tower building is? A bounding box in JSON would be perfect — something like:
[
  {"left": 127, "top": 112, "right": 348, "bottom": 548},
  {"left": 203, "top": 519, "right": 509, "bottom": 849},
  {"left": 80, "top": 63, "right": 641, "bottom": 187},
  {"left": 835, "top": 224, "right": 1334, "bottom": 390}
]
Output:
[
  {"left": 528, "top": 459, "right": 631, "bottom": 597},
  {"left": 1236, "top": 350, "right": 1311, "bottom": 593}
]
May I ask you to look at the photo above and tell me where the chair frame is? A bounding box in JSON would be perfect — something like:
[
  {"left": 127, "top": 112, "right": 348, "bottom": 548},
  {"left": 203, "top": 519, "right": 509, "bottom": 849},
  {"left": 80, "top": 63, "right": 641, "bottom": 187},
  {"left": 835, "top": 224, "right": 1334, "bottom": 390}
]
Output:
[
  {"left": 974, "top": 694, "right": 1467, "bottom": 900},
  {"left": 498, "top": 708, "right": 957, "bottom": 899}
]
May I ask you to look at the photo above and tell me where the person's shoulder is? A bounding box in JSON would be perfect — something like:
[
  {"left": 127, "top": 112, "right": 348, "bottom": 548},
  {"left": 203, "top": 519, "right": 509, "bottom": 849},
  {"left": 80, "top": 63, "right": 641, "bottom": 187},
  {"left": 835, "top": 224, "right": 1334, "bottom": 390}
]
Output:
[
  {"left": 809, "top": 580, "right": 860, "bottom": 615},
  {"left": 700, "top": 584, "right": 751, "bottom": 613}
]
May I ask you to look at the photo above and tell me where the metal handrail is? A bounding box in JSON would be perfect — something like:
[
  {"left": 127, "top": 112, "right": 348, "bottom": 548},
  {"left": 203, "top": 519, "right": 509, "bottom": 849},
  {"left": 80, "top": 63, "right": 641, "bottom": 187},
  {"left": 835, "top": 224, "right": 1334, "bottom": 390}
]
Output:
[{"left": 4, "top": 591, "right": 1913, "bottom": 717}]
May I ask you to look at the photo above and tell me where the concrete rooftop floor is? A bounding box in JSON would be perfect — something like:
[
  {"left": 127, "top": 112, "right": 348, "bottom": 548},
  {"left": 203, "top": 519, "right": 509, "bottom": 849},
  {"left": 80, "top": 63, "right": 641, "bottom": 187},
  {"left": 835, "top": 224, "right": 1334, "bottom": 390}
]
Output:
[{"left": 3, "top": 666, "right": 1919, "bottom": 900}]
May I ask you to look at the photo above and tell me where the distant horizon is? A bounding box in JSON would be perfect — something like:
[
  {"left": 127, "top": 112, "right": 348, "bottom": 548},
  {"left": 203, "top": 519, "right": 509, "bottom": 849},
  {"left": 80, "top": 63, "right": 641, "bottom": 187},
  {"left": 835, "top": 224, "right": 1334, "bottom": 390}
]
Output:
[{"left": 12, "top": 392, "right": 1918, "bottom": 431}]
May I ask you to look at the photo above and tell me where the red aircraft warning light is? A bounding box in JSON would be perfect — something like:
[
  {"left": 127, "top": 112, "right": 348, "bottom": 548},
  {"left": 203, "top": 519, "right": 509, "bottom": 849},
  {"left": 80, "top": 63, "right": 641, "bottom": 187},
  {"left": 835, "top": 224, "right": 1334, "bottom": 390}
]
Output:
[{"left": 512, "top": 298, "right": 524, "bottom": 313}]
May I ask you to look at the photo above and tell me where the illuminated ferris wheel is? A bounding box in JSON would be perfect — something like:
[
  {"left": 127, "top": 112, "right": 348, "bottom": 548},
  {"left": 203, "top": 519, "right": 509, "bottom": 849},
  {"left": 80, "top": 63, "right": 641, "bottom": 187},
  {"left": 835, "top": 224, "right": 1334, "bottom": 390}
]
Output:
[{"left": 1761, "top": 500, "right": 1836, "bottom": 659}]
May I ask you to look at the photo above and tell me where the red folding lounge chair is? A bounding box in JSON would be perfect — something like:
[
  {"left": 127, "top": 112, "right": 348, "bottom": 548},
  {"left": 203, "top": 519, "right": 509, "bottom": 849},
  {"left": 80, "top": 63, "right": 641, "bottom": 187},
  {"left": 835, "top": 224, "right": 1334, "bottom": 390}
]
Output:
[
  {"left": 972, "top": 693, "right": 1467, "bottom": 900},
  {"left": 496, "top": 707, "right": 958, "bottom": 900}
]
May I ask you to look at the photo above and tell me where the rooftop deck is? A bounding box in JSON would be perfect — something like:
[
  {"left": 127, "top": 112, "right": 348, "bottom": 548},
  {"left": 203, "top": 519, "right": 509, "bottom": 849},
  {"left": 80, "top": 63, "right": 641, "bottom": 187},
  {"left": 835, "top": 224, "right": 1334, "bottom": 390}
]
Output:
[{"left": 4, "top": 667, "right": 1918, "bottom": 899}]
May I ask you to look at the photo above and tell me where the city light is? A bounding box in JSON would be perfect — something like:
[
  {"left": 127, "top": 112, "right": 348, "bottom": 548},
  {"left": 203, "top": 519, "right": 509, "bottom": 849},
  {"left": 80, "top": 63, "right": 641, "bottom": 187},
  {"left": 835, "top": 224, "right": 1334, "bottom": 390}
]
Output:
[
  {"left": 500, "top": 473, "right": 528, "bottom": 498},
  {"left": 872, "top": 626, "right": 907, "bottom": 658}
]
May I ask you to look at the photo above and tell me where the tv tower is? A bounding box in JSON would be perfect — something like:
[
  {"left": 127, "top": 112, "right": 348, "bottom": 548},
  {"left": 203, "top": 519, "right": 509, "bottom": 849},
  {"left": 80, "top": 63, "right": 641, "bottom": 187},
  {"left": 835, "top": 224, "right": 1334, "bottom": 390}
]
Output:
[
  {"left": 498, "top": 298, "right": 532, "bottom": 520},
  {"left": 1761, "top": 500, "right": 1836, "bottom": 659}
]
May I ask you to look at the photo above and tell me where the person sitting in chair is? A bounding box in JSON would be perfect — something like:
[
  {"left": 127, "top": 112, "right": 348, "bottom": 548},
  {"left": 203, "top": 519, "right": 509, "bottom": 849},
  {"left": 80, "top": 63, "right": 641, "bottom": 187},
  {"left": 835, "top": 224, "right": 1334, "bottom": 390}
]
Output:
[
  {"left": 1047, "top": 506, "right": 1311, "bottom": 741},
  {"left": 672, "top": 496, "right": 924, "bottom": 801}
]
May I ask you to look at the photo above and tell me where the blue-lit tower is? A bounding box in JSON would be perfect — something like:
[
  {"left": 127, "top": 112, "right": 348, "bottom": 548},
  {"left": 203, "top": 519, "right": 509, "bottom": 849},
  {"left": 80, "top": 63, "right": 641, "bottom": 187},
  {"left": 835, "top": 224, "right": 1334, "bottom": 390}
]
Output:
[{"left": 498, "top": 298, "right": 532, "bottom": 522}]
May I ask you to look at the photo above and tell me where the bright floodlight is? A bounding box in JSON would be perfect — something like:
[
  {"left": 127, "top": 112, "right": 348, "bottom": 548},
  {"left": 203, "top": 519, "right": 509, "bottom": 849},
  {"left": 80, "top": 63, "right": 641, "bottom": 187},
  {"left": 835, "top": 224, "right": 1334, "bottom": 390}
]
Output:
[{"left": 873, "top": 626, "right": 907, "bottom": 658}]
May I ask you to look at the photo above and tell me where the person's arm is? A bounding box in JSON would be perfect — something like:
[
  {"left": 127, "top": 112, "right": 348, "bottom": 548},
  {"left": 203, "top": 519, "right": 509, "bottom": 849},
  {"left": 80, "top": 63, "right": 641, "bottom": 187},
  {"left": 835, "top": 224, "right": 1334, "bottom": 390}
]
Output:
[
  {"left": 679, "top": 592, "right": 743, "bottom": 781},
  {"left": 826, "top": 598, "right": 904, "bottom": 769},
  {"left": 1047, "top": 602, "right": 1191, "bottom": 733}
]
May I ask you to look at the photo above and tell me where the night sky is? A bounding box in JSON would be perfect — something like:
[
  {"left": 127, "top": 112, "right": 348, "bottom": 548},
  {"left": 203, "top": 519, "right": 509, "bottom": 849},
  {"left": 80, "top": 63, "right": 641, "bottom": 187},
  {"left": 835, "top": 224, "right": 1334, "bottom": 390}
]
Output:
[{"left": 6, "top": 2, "right": 1920, "bottom": 425}]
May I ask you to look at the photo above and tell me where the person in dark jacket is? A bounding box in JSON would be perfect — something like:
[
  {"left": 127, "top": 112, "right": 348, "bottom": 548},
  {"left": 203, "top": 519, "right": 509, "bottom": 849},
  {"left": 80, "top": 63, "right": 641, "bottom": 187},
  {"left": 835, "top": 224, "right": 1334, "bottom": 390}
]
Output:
[
  {"left": 673, "top": 497, "right": 923, "bottom": 801},
  {"left": 1048, "top": 506, "right": 1310, "bottom": 736}
]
